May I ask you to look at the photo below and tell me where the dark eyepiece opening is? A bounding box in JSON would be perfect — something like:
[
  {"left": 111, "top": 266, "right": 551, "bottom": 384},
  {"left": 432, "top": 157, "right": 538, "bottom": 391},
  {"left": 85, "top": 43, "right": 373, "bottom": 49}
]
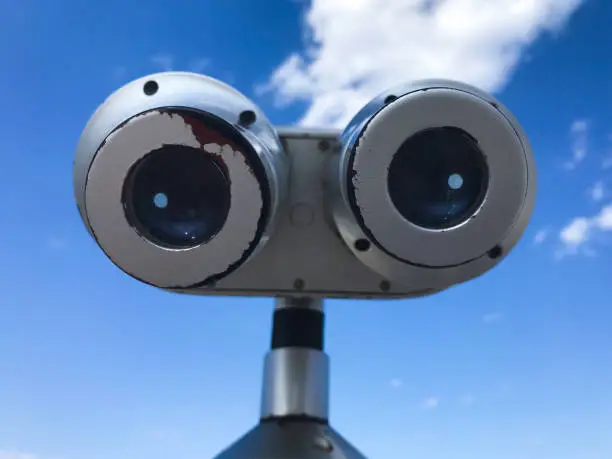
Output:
[
  {"left": 387, "top": 126, "right": 489, "bottom": 230},
  {"left": 123, "top": 145, "right": 231, "bottom": 249}
]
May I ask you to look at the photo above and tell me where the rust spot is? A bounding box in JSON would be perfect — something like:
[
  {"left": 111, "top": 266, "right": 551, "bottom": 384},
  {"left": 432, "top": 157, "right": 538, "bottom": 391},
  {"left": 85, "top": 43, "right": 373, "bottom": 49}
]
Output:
[
  {"left": 178, "top": 113, "right": 242, "bottom": 150},
  {"left": 176, "top": 112, "right": 257, "bottom": 181}
]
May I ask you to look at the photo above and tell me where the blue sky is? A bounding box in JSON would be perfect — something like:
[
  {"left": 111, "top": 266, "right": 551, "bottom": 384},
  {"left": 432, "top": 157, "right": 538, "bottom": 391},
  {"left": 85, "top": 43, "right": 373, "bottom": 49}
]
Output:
[{"left": 1, "top": 0, "right": 612, "bottom": 458}]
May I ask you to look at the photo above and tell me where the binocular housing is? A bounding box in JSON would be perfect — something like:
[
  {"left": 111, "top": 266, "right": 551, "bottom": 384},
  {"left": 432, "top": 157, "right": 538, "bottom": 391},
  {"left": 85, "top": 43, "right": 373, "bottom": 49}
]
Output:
[{"left": 74, "top": 72, "right": 536, "bottom": 299}]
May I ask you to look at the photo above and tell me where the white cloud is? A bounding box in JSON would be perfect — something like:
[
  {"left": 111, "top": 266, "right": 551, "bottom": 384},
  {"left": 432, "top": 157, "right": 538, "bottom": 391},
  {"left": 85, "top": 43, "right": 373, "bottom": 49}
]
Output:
[
  {"left": 588, "top": 181, "right": 605, "bottom": 202},
  {"left": 265, "top": 0, "right": 585, "bottom": 127},
  {"left": 533, "top": 228, "right": 549, "bottom": 245},
  {"left": 564, "top": 119, "right": 589, "bottom": 170},
  {"left": 560, "top": 217, "right": 590, "bottom": 247},
  {"left": 0, "top": 452, "right": 39, "bottom": 459},
  {"left": 595, "top": 205, "right": 612, "bottom": 230},
  {"left": 602, "top": 152, "right": 612, "bottom": 169},
  {"left": 482, "top": 312, "right": 503, "bottom": 324},
  {"left": 421, "top": 397, "right": 439, "bottom": 409},
  {"left": 389, "top": 378, "right": 403, "bottom": 388},
  {"left": 557, "top": 204, "right": 612, "bottom": 257}
]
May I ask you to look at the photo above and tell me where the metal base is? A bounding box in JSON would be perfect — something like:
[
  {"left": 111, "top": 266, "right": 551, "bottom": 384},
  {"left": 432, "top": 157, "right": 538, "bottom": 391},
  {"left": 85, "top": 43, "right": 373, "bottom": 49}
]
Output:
[
  {"left": 212, "top": 297, "right": 368, "bottom": 458},
  {"left": 211, "top": 420, "right": 368, "bottom": 459}
]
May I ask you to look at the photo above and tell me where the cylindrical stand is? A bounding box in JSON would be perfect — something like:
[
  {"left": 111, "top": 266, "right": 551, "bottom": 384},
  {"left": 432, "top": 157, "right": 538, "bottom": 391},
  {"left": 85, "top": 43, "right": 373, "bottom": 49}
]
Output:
[{"left": 211, "top": 297, "right": 368, "bottom": 459}]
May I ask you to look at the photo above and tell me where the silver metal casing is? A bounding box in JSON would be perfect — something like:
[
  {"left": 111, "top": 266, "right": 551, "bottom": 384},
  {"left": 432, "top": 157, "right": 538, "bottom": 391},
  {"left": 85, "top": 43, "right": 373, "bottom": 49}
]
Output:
[
  {"left": 175, "top": 128, "right": 443, "bottom": 299},
  {"left": 328, "top": 79, "right": 537, "bottom": 291},
  {"left": 74, "top": 75, "right": 535, "bottom": 298},
  {"left": 212, "top": 422, "right": 368, "bottom": 459},
  {"left": 74, "top": 72, "right": 288, "bottom": 288}
]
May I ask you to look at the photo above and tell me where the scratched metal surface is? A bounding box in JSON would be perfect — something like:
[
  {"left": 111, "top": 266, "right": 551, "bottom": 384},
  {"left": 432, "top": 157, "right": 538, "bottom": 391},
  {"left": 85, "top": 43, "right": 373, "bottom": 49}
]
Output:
[
  {"left": 85, "top": 109, "right": 270, "bottom": 288},
  {"left": 179, "top": 129, "right": 441, "bottom": 300}
]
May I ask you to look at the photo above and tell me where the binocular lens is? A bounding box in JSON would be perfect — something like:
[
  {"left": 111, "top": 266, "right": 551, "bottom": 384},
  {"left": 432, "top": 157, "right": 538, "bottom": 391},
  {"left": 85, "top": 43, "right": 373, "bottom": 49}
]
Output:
[
  {"left": 123, "top": 145, "right": 231, "bottom": 249},
  {"left": 387, "top": 127, "right": 489, "bottom": 230}
]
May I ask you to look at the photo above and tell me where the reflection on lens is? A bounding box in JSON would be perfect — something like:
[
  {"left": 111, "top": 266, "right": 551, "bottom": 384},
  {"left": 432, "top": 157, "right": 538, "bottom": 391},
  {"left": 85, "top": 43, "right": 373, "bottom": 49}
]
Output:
[
  {"left": 153, "top": 192, "right": 168, "bottom": 208},
  {"left": 447, "top": 173, "right": 463, "bottom": 190},
  {"left": 387, "top": 127, "right": 489, "bottom": 229},
  {"left": 124, "top": 145, "right": 231, "bottom": 248}
]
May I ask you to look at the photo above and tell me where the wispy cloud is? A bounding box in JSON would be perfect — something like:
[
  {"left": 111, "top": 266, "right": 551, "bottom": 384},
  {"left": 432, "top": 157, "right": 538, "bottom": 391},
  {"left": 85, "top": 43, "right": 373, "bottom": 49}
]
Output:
[
  {"left": 151, "top": 53, "right": 174, "bottom": 71},
  {"left": 150, "top": 54, "right": 211, "bottom": 74},
  {"left": 560, "top": 217, "right": 590, "bottom": 247},
  {"left": 533, "top": 228, "right": 549, "bottom": 245},
  {"left": 482, "top": 312, "right": 503, "bottom": 324},
  {"left": 263, "top": 0, "right": 585, "bottom": 127},
  {"left": 389, "top": 378, "right": 403, "bottom": 389},
  {"left": 188, "top": 57, "right": 210, "bottom": 73},
  {"left": 556, "top": 204, "right": 612, "bottom": 258},
  {"left": 588, "top": 181, "right": 606, "bottom": 202},
  {"left": 458, "top": 394, "right": 475, "bottom": 407},
  {"left": 0, "top": 451, "right": 39, "bottom": 459},
  {"left": 564, "top": 119, "right": 589, "bottom": 170},
  {"left": 421, "top": 397, "right": 439, "bottom": 410}
]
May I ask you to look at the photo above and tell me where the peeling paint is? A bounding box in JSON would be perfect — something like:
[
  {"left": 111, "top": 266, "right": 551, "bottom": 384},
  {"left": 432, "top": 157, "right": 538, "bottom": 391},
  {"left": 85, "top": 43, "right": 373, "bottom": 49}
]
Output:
[
  {"left": 112, "top": 108, "right": 258, "bottom": 186},
  {"left": 180, "top": 110, "right": 258, "bottom": 181},
  {"left": 88, "top": 107, "right": 266, "bottom": 287}
]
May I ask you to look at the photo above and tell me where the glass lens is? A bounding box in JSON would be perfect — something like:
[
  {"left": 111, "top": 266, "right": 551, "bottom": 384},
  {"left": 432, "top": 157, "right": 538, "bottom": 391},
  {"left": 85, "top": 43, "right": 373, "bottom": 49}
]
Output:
[
  {"left": 387, "top": 127, "right": 489, "bottom": 229},
  {"left": 124, "top": 144, "right": 231, "bottom": 248}
]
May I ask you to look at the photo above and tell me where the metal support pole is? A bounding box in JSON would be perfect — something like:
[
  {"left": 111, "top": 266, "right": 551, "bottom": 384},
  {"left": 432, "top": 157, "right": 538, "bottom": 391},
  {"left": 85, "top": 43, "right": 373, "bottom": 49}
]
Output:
[
  {"left": 211, "top": 297, "right": 368, "bottom": 459},
  {"left": 260, "top": 297, "right": 328, "bottom": 422}
]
